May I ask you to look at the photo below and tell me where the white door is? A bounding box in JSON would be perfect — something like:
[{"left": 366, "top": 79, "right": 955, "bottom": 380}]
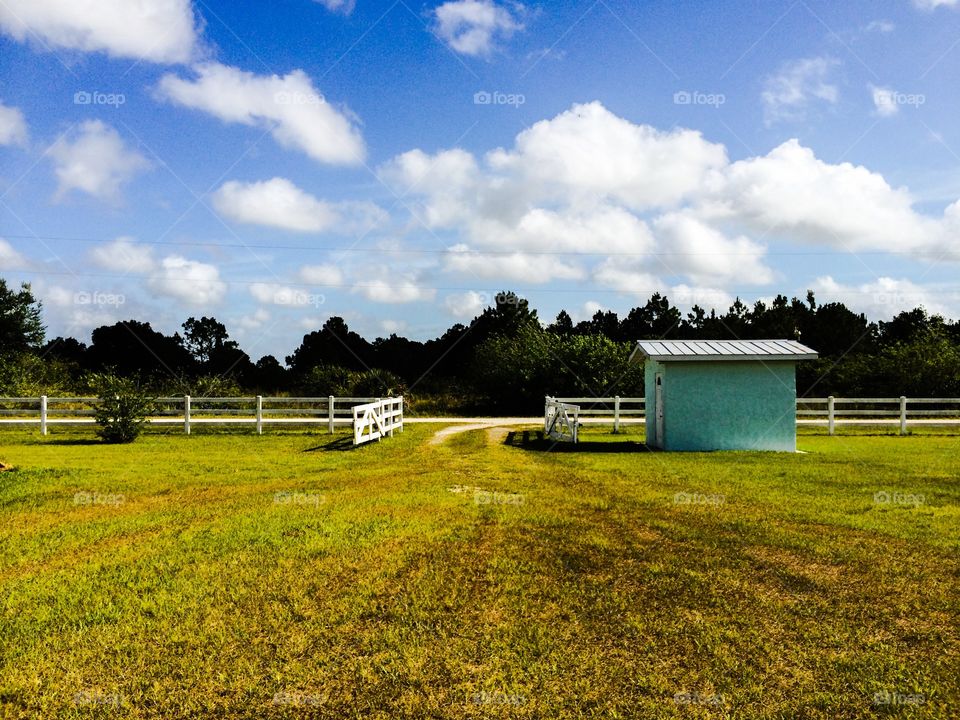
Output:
[{"left": 654, "top": 372, "right": 664, "bottom": 448}]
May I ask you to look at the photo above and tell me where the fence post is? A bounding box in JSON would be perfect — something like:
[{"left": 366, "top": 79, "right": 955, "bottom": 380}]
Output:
[
  {"left": 256, "top": 395, "right": 263, "bottom": 435},
  {"left": 900, "top": 396, "right": 908, "bottom": 436},
  {"left": 184, "top": 395, "right": 191, "bottom": 435},
  {"left": 827, "top": 396, "right": 835, "bottom": 436},
  {"left": 328, "top": 396, "right": 335, "bottom": 434},
  {"left": 613, "top": 395, "right": 621, "bottom": 434},
  {"left": 376, "top": 398, "right": 382, "bottom": 441},
  {"left": 40, "top": 395, "right": 47, "bottom": 436}
]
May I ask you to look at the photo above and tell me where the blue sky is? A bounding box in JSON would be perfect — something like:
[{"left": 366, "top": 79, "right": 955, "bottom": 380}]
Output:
[{"left": 1, "top": 0, "right": 959, "bottom": 360}]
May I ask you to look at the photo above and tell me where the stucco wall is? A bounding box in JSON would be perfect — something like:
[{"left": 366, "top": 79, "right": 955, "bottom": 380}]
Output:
[{"left": 645, "top": 359, "right": 798, "bottom": 452}]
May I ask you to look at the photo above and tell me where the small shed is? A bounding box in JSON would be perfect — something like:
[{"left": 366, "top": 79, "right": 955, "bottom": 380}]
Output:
[{"left": 631, "top": 339, "right": 818, "bottom": 452}]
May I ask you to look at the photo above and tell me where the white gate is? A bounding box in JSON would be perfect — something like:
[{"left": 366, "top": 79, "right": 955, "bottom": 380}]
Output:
[
  {"left": 544, "top": 397, "right": 580, "bottom": 443},
  {"left": 353, "top": 397, "right": 404, "bottom": 446}
]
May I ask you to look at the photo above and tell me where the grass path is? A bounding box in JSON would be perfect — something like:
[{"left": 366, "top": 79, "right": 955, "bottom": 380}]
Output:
[{"left": 0, "top": 425, "right": 958, "bottom": 718}]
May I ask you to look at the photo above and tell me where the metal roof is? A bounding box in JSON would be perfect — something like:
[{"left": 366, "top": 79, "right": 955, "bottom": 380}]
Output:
[{"left": 633, "top": 339, "right": 818, "bottom": 362}]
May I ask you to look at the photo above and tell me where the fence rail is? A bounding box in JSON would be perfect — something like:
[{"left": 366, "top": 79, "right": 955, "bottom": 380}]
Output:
[
  {"left": 1, "top": 396, "right": 958, "bottom": 436},
  {"left": 0, "top": 396, "right": 381, "bottom": 435}
]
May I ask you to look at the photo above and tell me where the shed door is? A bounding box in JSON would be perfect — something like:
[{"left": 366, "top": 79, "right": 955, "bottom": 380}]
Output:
[{"left": 655, "top": 372, "right": 664, "bottom": 448}]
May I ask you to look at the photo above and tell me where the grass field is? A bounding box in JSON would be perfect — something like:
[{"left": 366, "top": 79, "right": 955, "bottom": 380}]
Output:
[{"left": 1, "top": 423, "right": 958, "bottom": 719}]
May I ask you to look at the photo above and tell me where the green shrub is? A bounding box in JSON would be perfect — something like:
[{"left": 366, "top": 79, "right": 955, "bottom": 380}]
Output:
[{"left": 91, "top": 373, "right": 155, "bottom": 444}]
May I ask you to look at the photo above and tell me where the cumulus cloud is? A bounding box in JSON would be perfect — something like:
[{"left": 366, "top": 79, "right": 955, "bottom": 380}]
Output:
[
  {"left": 90, "top": 237, "right": 155, "bottom": 273},
  {"left": 0, "top": 102, "right": 27, "bottom": 146},
  {"left": 914, "top": 0, "right": 958, "bottom": 8},
  {"left": 314, "top": 0, "right": 355, "bottom": 13},
  {"left": 0, "top": 0, "right": 199, "bottom": 63},
  {"left": 381, "top": 101, "right": 960, "bottom": 303},
  {"left": 157, "top": 62, "right": 365, "bottom": 164},
  {"left": 238, "top": 307, "right": 270, "bottom": 330},
  {"left": 149, "top": 256, "right": 226, "bottom": 304},
  {"left": 486, "top": 102, "right": 727, "bottom": 211},
  {"left": 355, "top": 271, "right": 435, "bottom": 303},
  {"left": 445, "top": 245, "right": 584, "bottom": 283},
  {"left": 870, "top": 85, "right": 900, "bottom": 117},
  {"left": 433, "top": 0, "right": 522, "bottom": 56},
  {"left": 864, "top": 19, "right": 895, "bottom": 33},
  {"left": 444, "top": 290, "right": 490, "bottom": 318},
  {"left": 212, "top": 177, "right": 385, "bottom": 234},
  {"left": 762, "top": 57, "right": 839, "bottom": 125},
  {"left": 298, "top": 263, "right": 344, "bottom": 286},
  {"left": 0, "top": 238, "right": 28, "bottom": 269},
  {"left": 811, "top": 276, "right": 957, "bottom": 319},
  {"left": 653, "top": 213, "right": 775, "bottom": 286},
  {"left": 706, "top": 139, "right": 940, "bottom": 253},
  {"left": 48, "top": 120, "right": 150, "bottom": 202}
]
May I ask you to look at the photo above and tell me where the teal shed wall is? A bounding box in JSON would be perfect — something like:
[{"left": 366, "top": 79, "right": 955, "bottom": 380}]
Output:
[{"left": 645, "top": 359, "right": 798, "bottom": 452}]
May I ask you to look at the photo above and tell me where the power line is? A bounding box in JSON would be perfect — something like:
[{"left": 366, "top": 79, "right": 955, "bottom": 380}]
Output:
[{"left": 0, "top": 232, "right": 924, "bottom": 257}]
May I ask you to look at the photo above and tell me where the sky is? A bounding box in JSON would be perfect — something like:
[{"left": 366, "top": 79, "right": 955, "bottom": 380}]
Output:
[{"left": 1, "top": 0, "right": 960, "bottom": 361}]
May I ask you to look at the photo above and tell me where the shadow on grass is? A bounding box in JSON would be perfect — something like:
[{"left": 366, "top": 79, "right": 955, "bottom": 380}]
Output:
[
  {"left": 303, "top": 436, "right": 356, "bottom": 453},
  {"left": 503, "top": 429, "right": 653, "bottom": 453},
  {"left": 36, "top": 439, "right": 102, "bottom": 446}
]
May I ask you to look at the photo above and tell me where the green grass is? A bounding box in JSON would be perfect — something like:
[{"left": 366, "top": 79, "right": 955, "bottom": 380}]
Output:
[{"left": 0, "top": 424, "right": 957, "bottom": 718}]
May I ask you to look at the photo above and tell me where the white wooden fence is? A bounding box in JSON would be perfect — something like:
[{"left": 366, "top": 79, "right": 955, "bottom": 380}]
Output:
[
  {"left": 544, "top": 397, "right": 580, "bottom": 443},
  {"left": 1, "top": 395, "right": 958, "bottom": 436},
  {"left": 0, "top": 396, "right": 381, "bottom": 435},
  {"left": 353, "top": 397, "right": 404, "bottom": 446},
  {"left": 552, "top": 396, "right": 960, "bottom": 435}
]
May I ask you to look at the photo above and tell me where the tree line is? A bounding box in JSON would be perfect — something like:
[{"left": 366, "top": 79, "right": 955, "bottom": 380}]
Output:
[{"left": 2, "top": 278, "right": 959, "bottom": 412}]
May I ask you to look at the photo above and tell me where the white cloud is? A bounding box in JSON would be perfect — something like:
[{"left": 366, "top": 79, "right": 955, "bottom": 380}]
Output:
[
  {"left": 0, "top": 238, "right": 27, "bottom": 269},
  {"left": 249, "top": 282, "right": 326, "bottom": 308},
  {"left": 762, "top": 57, "right": 839, "bottom": 125},
  {"left": 212, "top": 177, "right": 385, "bottom": 234},
  {"left": 592, "top": 260, "right": 662, "bottom": 298},
  {"left": 444, "top": 245, "right": 584, "bottom": 283},
  {"left": 653, "top": 213, "right": 774, "bottom": 286},
  {"left": 90, "top": 237, "right": 155, "bottom": 273},
  {"left": 298, "top": 263, "right": 344, "bottom": 286},
  {"left": 380, "top": 319, "right": 406, "bottom": 334},
  {"left": 355, "top": 271, "right": 435, "bottom": 303},
  {"left": 0, "top": 0, "right": 199, "bottom": 64},
  {"left": 48, "top": 120, "right": 149, "bottom": 202},
  {"left": 0, "top": 102, "right": 28, "bottom": 146},
  {"left": 811, "top": 276, "right": 956, "bottom": 319},
  {"left": 914, "top": 0, "right": 958, "bottom": 9},
  {"left": 444, "top": 290, "right": 489, "bottom": 318},
  {"left": 864, "top": 19, "right": 895, "bottom": 33},
  {"left": 238, "top": 308, "right": 270, "bottom": 330},
  {"left": 669, "top": 284, "right": 734, "bottom": 312},
  {"left": 315, "top": 0, "right": 355, "bottom": 13},
  {"left": 149, "top": 256, "right": 226, "bottom": 304},
  {"left": 707, "top": 139, "right": 940, "bottom": 253},
  {"left": 433, "top": 0, "right": 522, "bottom": 56},
  {"left": 870, "top": 85, "right": 900, "bottom": 117},
  {"left": 157, "top": 62, "right": 365, "bottom": 165},
  {"left": 486, "top": 102, "right": 727, "bottom": 211}
]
